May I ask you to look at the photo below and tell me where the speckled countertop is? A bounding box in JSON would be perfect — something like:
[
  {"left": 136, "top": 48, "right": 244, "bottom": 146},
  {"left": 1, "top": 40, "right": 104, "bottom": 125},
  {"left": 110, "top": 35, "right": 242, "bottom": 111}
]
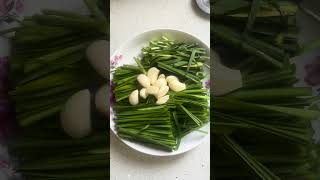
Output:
[{"left": 110, "top": 0, "right": 210, "bottom": 180}]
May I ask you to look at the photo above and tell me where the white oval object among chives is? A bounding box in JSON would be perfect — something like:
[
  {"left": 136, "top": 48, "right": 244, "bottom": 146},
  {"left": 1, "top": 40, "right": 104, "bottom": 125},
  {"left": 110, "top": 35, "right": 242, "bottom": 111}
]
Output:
[
  {"left": 129, "top": 89, "right": 139, "bottom": 105},
  {"left": 146, "top": 86, "right": 159, "bottom": 96},
  {"left": 110, "top": 29, "right": 210, "bottom": 156},
  {"left": 166, "top": 75, "right": 179, "bottom": 84},
  {"left": 158, "top": 74, "right": 166, "bottom": 79},
  {"left": 139, "top": 88, "right": 148, "bottom": 99},
  {"left": 137, "top": 74, "right": 151, "bottom": 88},
  {"left": 147, "top": 67, "right": 160, "bottom": 85},
  {"left": 156, "top": 95, "right": 170, "bottom": 105},
  {"left": 157, "top": 86, "right": 169, "bottom": 99},
  {"left": 61, "top": 89, "right": 92, "bottom": 139},
  {"left": 154, "top": 78, "right": 167, "bottom": 88},
  {"left": 168, "top": 80, "right": 186, "bottom": 92},
  {"left": 86, "top": 40, "right": 109, "bottom": 79}
]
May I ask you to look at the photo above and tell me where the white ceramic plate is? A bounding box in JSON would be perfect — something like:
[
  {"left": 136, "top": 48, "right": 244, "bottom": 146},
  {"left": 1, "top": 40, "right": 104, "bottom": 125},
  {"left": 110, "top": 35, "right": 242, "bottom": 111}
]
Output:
[{"left": 110, "top": 29, "right": 210, "bottom": 156}]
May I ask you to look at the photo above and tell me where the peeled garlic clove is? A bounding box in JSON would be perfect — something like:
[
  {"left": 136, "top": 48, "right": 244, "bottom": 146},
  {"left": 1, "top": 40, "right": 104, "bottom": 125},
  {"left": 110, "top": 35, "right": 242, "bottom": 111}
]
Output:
[
  {"left": 154, "top": 78, "right": 167, "bottom": 88},
  {"left": 146, "top": 86, "right": 159, "bottom": 96},
  {"left": 169, "top": 80, "right": 186, "bottom": 92},
  {"left": 86, "top": 40, "right": 109, "bottom": 79},
  {"left": 137, "top": 74, "right": 151, "bottom": 88},
  {"left": 147, "top": 67, "right": 160, "bottom": 85},
  {"left": 61, "top": 89, "right": 91, "bottom": 139},
  {"left": 129, "top": 90, "right": 139, "bottom": 105},
  {"left": 158, "top": 74, "right": 165, "bottom": 79},
  {"left": 156, "top": 95, "right": 170, "bottom": 105},
  {"left": 166, "top": 75, "right": 178, "bottom": 84},
  {"left": 140, "top": 88, "right": 148, "bottom": 99},
  {"left": 157, "top": 86, "right": 169, "bottom": 99}
]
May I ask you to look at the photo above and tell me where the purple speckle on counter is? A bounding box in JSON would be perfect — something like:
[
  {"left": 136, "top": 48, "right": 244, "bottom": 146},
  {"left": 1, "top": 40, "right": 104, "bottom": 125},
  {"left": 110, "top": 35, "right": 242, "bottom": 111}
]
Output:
[
  {"left": 110, "top": 54, "right": 123, "bottom": 70},
  {"left": 205, "top": 80, "right": 210, "bottom": 89},
  {"left": 0, "top": 159, "right": 8, "bottom": 169},
  {"left": 0, "top": 0, "right": 6, "bottom": 16},
  {"left": 0, "top": 0, "right": 24, "bottom": 22},
  {"left": 15, "top": 0, "right": 23, "bottom": 13}
]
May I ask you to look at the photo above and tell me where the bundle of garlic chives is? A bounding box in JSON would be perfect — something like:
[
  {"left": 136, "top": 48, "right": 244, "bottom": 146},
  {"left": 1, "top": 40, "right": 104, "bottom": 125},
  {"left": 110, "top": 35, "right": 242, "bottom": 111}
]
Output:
[
  {"left": 10, "top": 133, "right": 109, "bottom": 179},
  {"left": 112, "top": 65, "right": 140, "bottom": 102},
  {"left": 115, "top": 104, "right": 178, "bottom": 151},
  {"left": 212, "top": 1, "right": 320, "bottom": 179},
  {"left": 4, "top": 0, "right": 109, "bottom": 179}
]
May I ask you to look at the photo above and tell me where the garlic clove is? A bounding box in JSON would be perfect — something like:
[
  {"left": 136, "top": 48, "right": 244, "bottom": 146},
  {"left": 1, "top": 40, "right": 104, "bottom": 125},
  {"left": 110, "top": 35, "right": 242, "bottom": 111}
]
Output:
[
  {"left": 166, "top": 75, "right": 179, "bottom": 84},
  {"left": 157, "top": 86, "right": 169, "bottom": 99},
  {"left": 137, "top": 74, "right": 151, "bottom": 88},
  {"left": 86, "top": 40, "right": 109, "bottom": 79},
  {"left": 158, "top": 74, "right": 166, "bottom": 79},
  {"left": 140, "top": 88, "right": 148, "bottom": 99},
  {"left": 154, "top": 78, "right": 167, "bottom": 88},
  {"left": 129, "top": 90, "right": 139, "bottom": 105},
  {"left": 156, "top": 95, "right": 170, "bottom": 105},
  {"left": 147, "top": 67, "right": 160, "bottom": 85},
  {"left": 169, "top": 80, "right": 186, "bottom": 92},
  {"left": 61, "top": 89, "right": 91, "bottom": 139},
  {"left": 146, "top": 86, "right": 159, "bottom": 96}
]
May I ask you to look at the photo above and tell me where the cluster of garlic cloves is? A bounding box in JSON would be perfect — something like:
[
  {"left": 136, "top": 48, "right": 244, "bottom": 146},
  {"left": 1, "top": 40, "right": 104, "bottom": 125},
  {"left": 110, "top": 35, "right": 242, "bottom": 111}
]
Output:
[{"left": 129, "top": 67, "right": 186, "bottom": 106}]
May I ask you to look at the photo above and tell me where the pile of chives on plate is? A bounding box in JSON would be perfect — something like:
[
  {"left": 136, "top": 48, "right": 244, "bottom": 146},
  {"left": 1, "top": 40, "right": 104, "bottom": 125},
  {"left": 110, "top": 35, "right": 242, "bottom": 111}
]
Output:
[
  {"left": 212, "top": 1, "right": 320, "bottom": 179},
  {"left": 1, "top": 0, "right": 109, "bottom": 179},
  {"left": 112, "top": 37, "right": 210, "bottom": 151}
]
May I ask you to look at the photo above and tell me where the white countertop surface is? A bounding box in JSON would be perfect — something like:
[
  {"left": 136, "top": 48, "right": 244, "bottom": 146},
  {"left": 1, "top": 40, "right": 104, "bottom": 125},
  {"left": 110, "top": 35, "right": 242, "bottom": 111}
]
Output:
[{"left": 110, "top": 0, "right": 210, "bottom": 180}]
